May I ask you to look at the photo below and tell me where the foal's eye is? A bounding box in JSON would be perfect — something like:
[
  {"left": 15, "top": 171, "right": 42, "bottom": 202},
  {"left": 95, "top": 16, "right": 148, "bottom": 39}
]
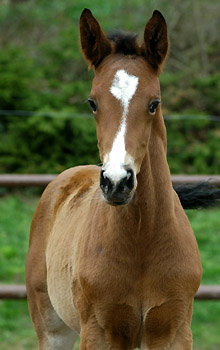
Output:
[
  {"left": 148, "top": 100, "right": 160, "bottom": 115},
  {"left": 88, "top": 98, "right": 97, "bottom": 113}
]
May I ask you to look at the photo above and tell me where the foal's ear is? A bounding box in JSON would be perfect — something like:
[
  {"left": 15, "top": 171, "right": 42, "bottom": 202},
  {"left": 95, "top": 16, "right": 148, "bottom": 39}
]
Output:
[
  {"left": 142, "top": 10, "right": 168, "bottom": 73},
  {"left": 80, "top": 8, "right": 112, "bottom": 68}
]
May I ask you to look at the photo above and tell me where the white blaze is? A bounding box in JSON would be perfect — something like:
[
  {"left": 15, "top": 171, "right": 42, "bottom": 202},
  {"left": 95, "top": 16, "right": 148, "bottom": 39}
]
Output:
[{"left": 104, "top": 69, "right": 139, "bottom": 182}]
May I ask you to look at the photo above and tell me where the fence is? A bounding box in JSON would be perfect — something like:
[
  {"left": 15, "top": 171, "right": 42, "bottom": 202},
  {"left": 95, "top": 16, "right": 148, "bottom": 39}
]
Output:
[
  {"left": 0, "top": 174, "right": 220, "bottom": 300},
  {"left": 1, "top": 174, "right": 220, "bottom": 187},
  {"left": 0, "top": 284, "right": 220, "bottom": 300}
]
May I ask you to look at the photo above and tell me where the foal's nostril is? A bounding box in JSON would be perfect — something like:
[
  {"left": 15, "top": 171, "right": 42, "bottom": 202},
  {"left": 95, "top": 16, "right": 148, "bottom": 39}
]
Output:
[
  {"left": 126, "top": 168, "right": 134, "bottom": 191},
  {"left": 100, "top": 170, "right": 114, "bottom": 194},
  {"left": 100, "top": 168, "right": 135, "bottom": 205},
  {"left": 116, "top": 168, "right": 134, "bottom": 193}
]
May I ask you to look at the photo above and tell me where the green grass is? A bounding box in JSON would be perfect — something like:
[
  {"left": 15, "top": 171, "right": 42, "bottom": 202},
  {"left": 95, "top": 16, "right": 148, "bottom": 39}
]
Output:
[
  {"left": 187, "top": 209, "right": 220, "bottom": 350},
  {"left": 0, "top": 193, "right": 219, "bottom": 349},
  {"left": 0, "top": 193, "right": 38, "bottom": 350}
]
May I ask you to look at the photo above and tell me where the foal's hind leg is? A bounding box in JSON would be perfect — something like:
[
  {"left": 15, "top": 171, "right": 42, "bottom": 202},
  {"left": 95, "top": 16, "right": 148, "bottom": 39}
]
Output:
[{"left": 27, "top": 286, "right": 77, "bottom": 350}]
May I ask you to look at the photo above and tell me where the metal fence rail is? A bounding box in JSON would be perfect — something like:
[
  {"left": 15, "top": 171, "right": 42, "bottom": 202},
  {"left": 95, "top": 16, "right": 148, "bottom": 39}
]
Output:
[
  {"left": 0, "top": 174, "right": 220, "bottom": 187},
  {"left": 0, "top": 174, "right": 56, "bottom": 187},
  {"left": 0, "top": 284, "right": 220, "bottom": 300}
]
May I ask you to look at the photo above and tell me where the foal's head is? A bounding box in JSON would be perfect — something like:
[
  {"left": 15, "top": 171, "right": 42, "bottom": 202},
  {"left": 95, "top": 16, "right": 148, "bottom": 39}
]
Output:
[{"left": 80, "top": 9, "right": 168, "bottom": 206}]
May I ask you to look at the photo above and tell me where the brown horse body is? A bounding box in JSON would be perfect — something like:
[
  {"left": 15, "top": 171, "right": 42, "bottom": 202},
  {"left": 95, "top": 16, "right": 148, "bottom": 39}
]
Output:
[{"left": 26, "top": 9, "right": 202, "bottom": 350}]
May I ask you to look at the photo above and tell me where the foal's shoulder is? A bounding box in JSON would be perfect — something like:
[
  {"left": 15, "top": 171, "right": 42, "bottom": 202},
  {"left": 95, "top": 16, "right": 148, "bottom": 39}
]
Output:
[
  {"left": 46, "top": 165, "right": 99, "bottom": 194},
  {"left": 54, "top": 165, "right": 100, "bottom": 186},
  {"left": 30, "top": 166, "right": 100, "bottom": 244},
  {"left": 42, "top": 165, "right": 100, "bottom": 210}
]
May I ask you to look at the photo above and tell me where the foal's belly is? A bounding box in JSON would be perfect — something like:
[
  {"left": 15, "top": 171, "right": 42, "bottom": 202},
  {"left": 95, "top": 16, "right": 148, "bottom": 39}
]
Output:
[
  {"left": 46, "top": 243, "right": 152, "bottom": 337},
  {"left": 46, "top": 224, "right": 82, "bottom": 331},
  {"left": 46, "top": 254, "right": 81, "bottom": 332}
]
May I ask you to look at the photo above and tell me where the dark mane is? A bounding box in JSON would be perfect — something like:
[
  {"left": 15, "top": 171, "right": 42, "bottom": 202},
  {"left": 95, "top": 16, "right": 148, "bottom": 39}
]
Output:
[{"left": 107, "top": 32, "right": 141, "bottom": 56}]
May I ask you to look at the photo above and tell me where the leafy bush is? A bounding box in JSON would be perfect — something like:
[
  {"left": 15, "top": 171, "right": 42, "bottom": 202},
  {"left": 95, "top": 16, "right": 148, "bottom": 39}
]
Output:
[
  {"left": 1, "top": 113, "right": 219, "bottom": 175},
  {"left": 166, "top": 117, "right": 220, "bottom": 174},
  {"left": 0, "top": 47, "right": 43, "bottom": 111},
  {"left": 0, "top": 0, "right": 219, "bottom": 174},
  {"left": 0, "top": 113, "right": 99, "bottom": 173}
]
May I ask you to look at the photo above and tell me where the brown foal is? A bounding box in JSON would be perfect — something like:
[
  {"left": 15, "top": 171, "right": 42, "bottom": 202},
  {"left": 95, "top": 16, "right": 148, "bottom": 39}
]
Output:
[{"left": 26, "top": 9, "right": 202, "bottom": 350}]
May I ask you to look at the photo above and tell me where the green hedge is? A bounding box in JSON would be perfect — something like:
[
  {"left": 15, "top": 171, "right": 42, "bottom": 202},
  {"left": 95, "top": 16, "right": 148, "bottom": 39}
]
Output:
[
  {"left": 0, "top": 0, "right": 219, "bottom": 175},
  {"left": 166, "top": 117, "right": 220, "bottom": 174},
  {"left": 0, "top": 114, "right": 99, "bottom": 174},
  {"left": 0, "top": 113, "right": 220, "bottom": 175}
]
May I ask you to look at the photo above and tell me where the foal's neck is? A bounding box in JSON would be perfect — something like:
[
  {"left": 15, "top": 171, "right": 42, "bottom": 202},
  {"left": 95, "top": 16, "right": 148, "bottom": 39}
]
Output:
[
  {"left": 134, "top": 112, "right": 174, "bottom": 224},
  {"left": 105, "top": 112, "right": 175, "bottom": 239}
]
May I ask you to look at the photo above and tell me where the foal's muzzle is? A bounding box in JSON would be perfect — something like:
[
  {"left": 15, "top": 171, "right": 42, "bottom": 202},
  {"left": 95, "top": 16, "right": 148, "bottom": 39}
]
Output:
[{"left": 100, "top": 168, "right": 135, "bottom": 206}]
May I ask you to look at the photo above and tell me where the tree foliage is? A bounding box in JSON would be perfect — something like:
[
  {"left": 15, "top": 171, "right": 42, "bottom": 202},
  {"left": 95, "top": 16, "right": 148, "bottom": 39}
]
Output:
[{"left": 0, "top": 0, "right": 219, "bottom": 174}]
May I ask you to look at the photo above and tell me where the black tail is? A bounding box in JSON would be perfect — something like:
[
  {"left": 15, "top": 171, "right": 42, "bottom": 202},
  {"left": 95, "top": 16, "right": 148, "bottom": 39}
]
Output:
[{"left": 174, "top": 182, "right": 220, "bottom": 209}]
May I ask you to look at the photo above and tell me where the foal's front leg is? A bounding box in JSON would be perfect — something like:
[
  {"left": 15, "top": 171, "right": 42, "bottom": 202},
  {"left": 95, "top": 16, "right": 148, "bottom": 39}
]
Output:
[
  {"left": 80, "top": 309, "right": 139, "bottom": 350},
  {"left": 142, "top": 299, "right": 193, "bottom": 350},
  {"left": 80, "top": 314, "right": 108, "bottom": 350}
]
